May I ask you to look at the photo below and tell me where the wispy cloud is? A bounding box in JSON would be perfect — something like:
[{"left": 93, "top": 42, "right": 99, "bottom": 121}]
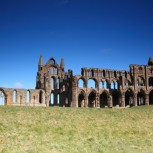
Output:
[
  {"left": 100, "top": 48, "right": 112, "bottom": 54},
  {"left": 14, "top": 82, "right": 24, "bottom": 88}
]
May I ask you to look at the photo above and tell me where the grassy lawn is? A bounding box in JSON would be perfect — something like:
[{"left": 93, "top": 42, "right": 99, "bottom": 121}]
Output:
[{"left": 0, "top": 106, "right": 153, "bottom": 153}]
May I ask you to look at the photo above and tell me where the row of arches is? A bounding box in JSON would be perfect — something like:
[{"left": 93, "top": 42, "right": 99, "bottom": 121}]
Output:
[
  {"left": 88, "top": 70, "right": 129, "bottom": 79},
  {"left": 49, "top": 92, "right": 70, "bottom": 107},
  {"left": 78, "top": 89, "right": 153, "bottom": 108},
  {"left": 0, "top": 90, "right": 44, "bottom": 105},
  {"left": 77, "top": 77, "right": 153, "bottom": 89},
  {"left": 78, "top": 79, "right": 119, "bottom": 89}
]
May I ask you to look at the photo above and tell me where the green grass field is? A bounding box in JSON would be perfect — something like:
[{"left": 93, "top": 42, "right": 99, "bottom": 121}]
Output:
[{"left": 0, "top": 106, "right": 153, "bottom": 153}]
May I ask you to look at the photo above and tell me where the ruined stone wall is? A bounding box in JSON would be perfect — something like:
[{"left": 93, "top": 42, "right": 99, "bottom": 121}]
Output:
[
  {"left": 0, "top": 88, "right": 46, "bottom": 106},
  {"left": 0, "top": 56, "right": 153, "bottom": 108}
]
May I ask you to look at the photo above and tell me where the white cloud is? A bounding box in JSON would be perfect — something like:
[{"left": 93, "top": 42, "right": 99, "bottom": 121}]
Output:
[{"left": 14, "top": 82, "right": 24, "bottom": 88}]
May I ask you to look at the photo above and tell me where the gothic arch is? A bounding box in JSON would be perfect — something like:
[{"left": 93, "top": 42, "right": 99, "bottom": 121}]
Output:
[
  {"left": 51, "top": 76, "right": 56, "bottom": 90},
  {"left": 78, "top": 77, "right": 86, "bottom": 88},
  {"left": 49, "top": 58, "right": 56, "bottom": 65},
  {"left": 137, "top": 89, "right": 145, "bottom": 106},
  {"left": 13, "top": 90, "right": 17, "bottom": 103},
  {"left": 88, "top": 78, "right": 98, "bottom": 88},
  {"left": 149, "top": 90, "right": 153, "bottom": 105},
  {"left": 101, "top": 79, "right": 109, "bottom": 89},
  {"left": 100, "top": 90, "right": 110, "bottom": 108},
  {"left": 88, "top": 90, "right": 97, "bottom": 108},
  {"left": 0, "top": 89, "right": 6, "bottom": 105},
  {"left": 26, "top": 90, "right": 30, "bottom": 103},
  {"left": 39, "top": 90, "right": 43, "bottom": 104},
  {"left": 137, "top": 76, "right": 145, "bottom": 86},
  {"left": 78, "top": 90, "right": 85, "bottom": 107},
  {"left": 112, "top": 90, "right": 121, "bottom": 107},
  {"left": 125, "top": 88, "right": 134, "bottom": 106},
  {"left": 149, "top": 77, "right": 153, "bottom": 86}
]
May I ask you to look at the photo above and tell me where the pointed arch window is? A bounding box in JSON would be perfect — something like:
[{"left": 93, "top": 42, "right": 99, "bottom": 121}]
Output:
[
  {"left": 50, "top": 93, "right": 54, "bottom": 105},
  {"left": 0, "top": 90, "right": 5, "bottom": 105},
  {"left": 51, "top": 67, "right": 54, "bottom": 75},
  {"left": 26, "top": 90, "right": 30, "bottom": 103},
  {"left": 78, "top": 79, "right": 84, "bottom": 88},
  {"left": 51, "top": 78, "right": 55, "bottom": 90},
  {"left": 13, "top": 90, "right": 17, "bottom": 103},
  {"left": 39, "top": 91, "right": 43, "bottom": 104},
  {"left": 57, "top": 94, "right": 60, "bottom": 105},
  {"left": 57, "top": 78, "right": 60, "bottom": 89},
  {"left": 104, "top": 81, "right": 107, "bottom": 89}
]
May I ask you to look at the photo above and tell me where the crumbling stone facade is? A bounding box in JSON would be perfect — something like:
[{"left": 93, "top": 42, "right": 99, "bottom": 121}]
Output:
[{"left": 0, "top": 56, "right": 153, "bottom": 108}]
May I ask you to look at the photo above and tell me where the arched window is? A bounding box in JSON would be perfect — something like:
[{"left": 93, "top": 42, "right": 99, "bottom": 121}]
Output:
[
  {"left": 149, "top": 77, "right": 153, "bottom": 86},
  {"left": 57, "top": 94, "right": 60, "bottom": 105},
  {"left": 55, "top": 68, "right": 58, "bottom": 75},
  {"left": 26, "top": 90, "right": 30, "bottom": 103},
  {"left": 111, "top": 82, "right": 114, "bottom": 89},
  {"left": 88, "top": 79, "right": 96, "bottom": 88},
  {"left": 103, "top": 70, "right": 106, "bottom": 77},
  {"left": 51, "top": 78, "right": 55, "bottom": 90},
  {"left": 13, "top": 90, "right": 17, "bottom": 103},
  {"left": 99, "top": 82, "right": 103, "bottom": 88},
  {"left": 125, "top": 71, "right": 128, "bottom": 78},
  {"left": 0, "top": 90, "right": 5, "bottom": 105},
  {"left": 50, "top": 93, "right": 54, "bottom": 105},
  {"left": 57, "top": 78, "right": 60, "bottom": 89},
  {"left": 104, "top": 81, "right": 107, "bottom": 89},
  {"left": 88, "top": 91, "right": 96, "bottom": 107},
  {"left": 78, "top": 79, "right": 84, "bottom": 88},
  {"left": 89, "top": 70, "right": 94, "bottom": 77},
  {"left": 149, "top": 90, "right": 153, "bottom": 105},
  {"left": 115, "top": 82, "right": 118, "bottom": 89},
  {"left": 39, "top": 91, "right": 43, "bottom": 104},
  {"left": 50, "top": 59, "right": 55, "bottom": 65},
  {"left": 50, "top": 67, "right": 54, "bottom": 74},
  {"left": 114, "top": 71, "right": 117, "bottom": 78},
  {"left": 78, "top": 91, "right": 85, "bottom": 107},
  {"left": 125, "top": 89, "right": 134, "bottom": 106}
]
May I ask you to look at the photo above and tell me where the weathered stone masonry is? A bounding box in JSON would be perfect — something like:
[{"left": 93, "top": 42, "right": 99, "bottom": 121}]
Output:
[{"left": 0, "top": 56, "right": 153, "bottom": 108}]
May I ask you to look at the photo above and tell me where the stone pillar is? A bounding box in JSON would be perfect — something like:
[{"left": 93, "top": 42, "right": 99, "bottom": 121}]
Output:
[
  {"left": 121, "top": 92, "right": 125, "bottom": 107},
  {"left": 109, "top": 95, "right": 113, "bottom": 108},
  {"left": 46, "top": 94, "right": 50, "bottom": 107},
  {"left": 96, "top": 93, "right": 100, "bottom": 108},
  {"left": 133, "top": 93, "right": 137, "bottom": 106},
  {"left": 145, "top": 93, "right": 149, "bottom": 105},
  {"left": 145, "top": 66, "right": 148, "bottom": 90},
  {"left": 85, "top": 94, "right": 88, "bottom": 108}
]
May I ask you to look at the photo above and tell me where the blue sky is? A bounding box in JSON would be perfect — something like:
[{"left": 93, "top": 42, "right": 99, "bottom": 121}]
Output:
[{"left": 0, "top": 0, "right": 153, "bottom": 89}]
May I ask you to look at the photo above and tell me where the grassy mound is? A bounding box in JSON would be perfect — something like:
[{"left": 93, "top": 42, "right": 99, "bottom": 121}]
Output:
[{"left": 0, "top": 106, "right": 153, "bottom": 153}]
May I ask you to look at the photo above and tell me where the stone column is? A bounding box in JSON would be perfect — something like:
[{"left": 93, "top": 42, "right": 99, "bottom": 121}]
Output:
[
  {"left": 109, "top": 95, "right": 113, "bottom": 108},
  {"left": 133, "top": 93, "right": 137, "bottom": 106},
  {"left": 121, "top": 92, "right": 125, "bottom": 107},
  {"left": 96, "top": 93, "right": 100, "bottom": 108},
  {"left": 145, "top": 93, "right": 149, "bottom": 105},
  {"left": 84, "top": 94, "right": 88, "bottom": 108},
  {"left": 46, "top": 94, "right": 50, "bottom": 107},
  {"left": 145, "top": 66, "right": 148, "bottom": 90}
]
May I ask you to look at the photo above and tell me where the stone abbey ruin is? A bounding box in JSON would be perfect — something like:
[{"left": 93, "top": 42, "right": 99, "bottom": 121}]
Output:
[{"left": 0, "top": 56, "right": 153, "bottom": 108}]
